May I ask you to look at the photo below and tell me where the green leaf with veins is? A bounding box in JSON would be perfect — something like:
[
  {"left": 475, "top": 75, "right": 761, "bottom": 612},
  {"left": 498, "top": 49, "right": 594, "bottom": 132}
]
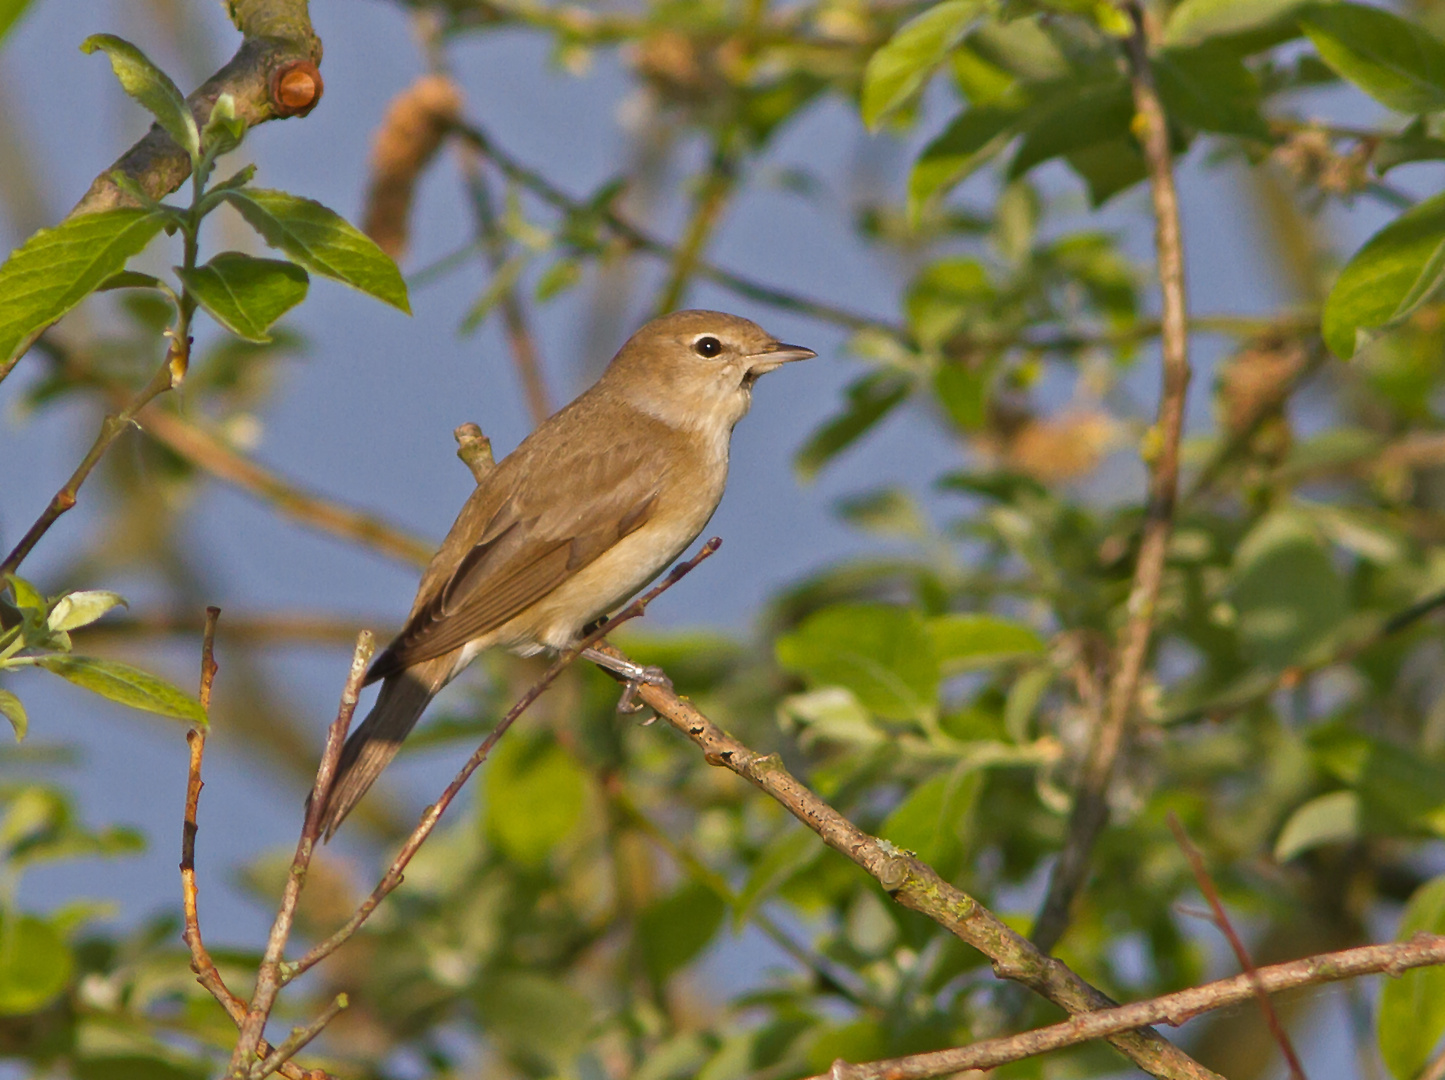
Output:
[
  {"left": 176, "top": 252, "right": 308, "bottom": 342},
  {"left": 36, "top": 655, "right": 207, "bottom": 726},
  {"left": 0, "top": 208, "right": 167, "bottom": 367},
  {"left": 222, "top": 188, "right": 410, "bottom": 312}
]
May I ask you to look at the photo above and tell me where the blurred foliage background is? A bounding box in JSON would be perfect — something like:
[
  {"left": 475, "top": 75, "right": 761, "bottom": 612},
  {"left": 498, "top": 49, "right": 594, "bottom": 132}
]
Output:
[{"left": 6, "top": 0, "right": 1445, "bottom": 1077}]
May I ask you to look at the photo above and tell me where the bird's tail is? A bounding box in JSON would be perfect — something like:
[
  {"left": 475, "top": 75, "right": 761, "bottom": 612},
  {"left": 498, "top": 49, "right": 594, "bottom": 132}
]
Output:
[{"left": 316, "top": 655, "right": 453, "bottom": 840}]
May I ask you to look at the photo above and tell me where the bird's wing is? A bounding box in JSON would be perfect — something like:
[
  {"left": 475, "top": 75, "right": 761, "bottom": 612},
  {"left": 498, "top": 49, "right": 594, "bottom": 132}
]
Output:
[{"left": 366, "top": 427, "right": 665, "bottom": 680}]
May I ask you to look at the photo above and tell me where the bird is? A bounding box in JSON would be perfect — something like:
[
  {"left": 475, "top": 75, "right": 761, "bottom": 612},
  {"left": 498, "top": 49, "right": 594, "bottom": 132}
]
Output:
[{"left": 317, "top": 309, "right": 815, "bottom": 838}]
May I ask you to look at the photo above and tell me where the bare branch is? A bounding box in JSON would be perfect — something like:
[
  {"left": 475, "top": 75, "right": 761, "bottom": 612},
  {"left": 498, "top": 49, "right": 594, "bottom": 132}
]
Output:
[
  {"left": 228, "top": 632, "right": 375, "bottom": 1074},
  {"left": 1, "top": 354, "right": 178, "bottom": 578},
  {"left": 181, "top": 608, "right": 330, "bottom": 1080},
  {"left": 1031, "top": 1, "right": 1193, "bottom": 954},
  {"left": 250, "top": 993, "right": 349, "bottom": 1080},
  {"left": 809, "top": 934, "right": 1445, "bottom": 1080},
  {"left": 1167, "top": 813, "right": 1306, "bottom": 1080}
]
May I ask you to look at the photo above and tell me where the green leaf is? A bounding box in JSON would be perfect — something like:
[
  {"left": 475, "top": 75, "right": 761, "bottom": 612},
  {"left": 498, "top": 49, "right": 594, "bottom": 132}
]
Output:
[
  {"left": 199, "top": 92, "right": 245, "bottom": 159},
  {"left": 1155, "top": 45, "right": 1268, "bottom": 137},
  {"left": 0, "top": 208, "right": 167, "bottom": 366},
  {"left": 934, "top": 363, "right": 989, "bottom": 431},
  {"left": 1067, "top": 136, "right": 1148, "bottom": 205},
  {"left": 776, "top": 603, "right": 939, "bottom": 722},
  {"left": 1008, "top": 77, "right": 1135, "bottom": 181},
  {"left": 0, "top": 912, "right": 72, "bottom": 1015},
  {"left": 927, "top": 614, "right": 1045, "bottom": 672},
  {"left": 80, "top": 34, "right": 198, "bottom": 161},
  {"left": 862, "top": 0, "right": 990, "bottom": 129},
  {"left": 474, "top": 971, "right": 593, "bottom": 1068},
  {"left": 534, "top": 257, "right": 582, "bottom": 302},
  {"left": 796, "top": 372, "right": 911, "bottom": 480},
  {"left": 35, "top": 655, "right": 207, "bottom": 726},
  {"left": 1300, "top": 2, "right": 1445, "bottom": 114},
  {"left": 1322, "top": 191, "right": 1445, "bottom": 359},
  {"left": 47, "top": 590, "right": 126, "bottom": 633},
  {"left": 908, "top": 105, "right": 1020, "bottom": 221},
  {"left": 906, "top": 256, "right": 993, "bottom": 347},
  {"left": 175, "top": 252, "right": 308, "bottom": 343},
  {"left": 484, "top": 734, "right": 587, "bottom": 865},
  {"left": 1379, "top": 875, "right": 1445, "bottom": 1078},
  {"left": 1226, "top": 510, "right": 1346, "bottom": 668},
  {"left": 1164, "top": 0, "right": 1308, "bottom": 47},
  {"left": 4, "top": 574, "right": 43, "bottom": 616},
  {"left": 0, "top": 0, "right": 35, "bottom": 43},
  {"left": 0, "top": 690, "right": 25, "bottom": 742},
  {"left": 1273, "top": 790, "right": 1361, "bottom": 860},
  {"left": 1310, "top": 727, "right": 1445, "bottom": 837},
  {"left": 637, "top": 882, "right": 727, "bottom": 984},
  {"left": 221, "top": 188, "right": 410, "bottom": 313}
]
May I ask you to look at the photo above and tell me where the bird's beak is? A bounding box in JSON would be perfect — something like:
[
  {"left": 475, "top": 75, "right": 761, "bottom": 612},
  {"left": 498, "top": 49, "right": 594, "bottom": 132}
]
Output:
[{"left": 745, "top": 341, "right": 817, "bottom": 375}]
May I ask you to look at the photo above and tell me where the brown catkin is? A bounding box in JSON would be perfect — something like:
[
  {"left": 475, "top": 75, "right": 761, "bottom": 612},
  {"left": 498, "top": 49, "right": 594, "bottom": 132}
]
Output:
[{"left": 361, "top": 75, "right": 464, "bottom": 261}]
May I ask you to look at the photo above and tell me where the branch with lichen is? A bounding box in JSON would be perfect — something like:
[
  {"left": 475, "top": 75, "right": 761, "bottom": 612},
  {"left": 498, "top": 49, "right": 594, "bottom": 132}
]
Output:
[{"left": 606, "top": 645, "right": 1221, "bottom": 1080}]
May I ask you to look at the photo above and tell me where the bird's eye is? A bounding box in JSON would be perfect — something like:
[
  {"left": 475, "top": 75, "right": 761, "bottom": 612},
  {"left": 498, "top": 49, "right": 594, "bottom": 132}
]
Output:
[{"left": 693, "top": 335, "right": 722, "bottom": 358}]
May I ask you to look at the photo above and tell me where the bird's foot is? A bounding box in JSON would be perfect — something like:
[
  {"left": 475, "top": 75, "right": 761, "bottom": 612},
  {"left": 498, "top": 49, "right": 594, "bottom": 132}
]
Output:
[{"left": 580, "top": 647, "right": 672, "bottom": 715}]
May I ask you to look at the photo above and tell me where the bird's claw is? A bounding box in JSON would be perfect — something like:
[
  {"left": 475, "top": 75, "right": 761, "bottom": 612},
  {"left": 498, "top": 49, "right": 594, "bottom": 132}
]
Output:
[{"left": 615, "top": 664, "right": 670, "bottom": 717}]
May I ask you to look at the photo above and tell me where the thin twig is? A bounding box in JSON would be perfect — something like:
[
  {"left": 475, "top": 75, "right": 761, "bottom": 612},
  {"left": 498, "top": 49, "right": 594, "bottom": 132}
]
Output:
[
  {"left": 1, "top": 357, "right": 177, "bottom": 578},
  {"left": 1167, "top": 813, "right": 1307, "bottom": 1080},
  {"left": 1030, "top": 2, "right": 1193, "bottom": 955},
  {"left": 809, "top": 933, "right": 1445, "bottom": 1080},
  {"left": 620, "top": 662, "right": 1220, "bottom": 1080},
  {"left": 458, "top": 149, "right": 553, "bottom": 424},
  {"left": 181, "top": 608, "right": 325, "bottom": 1080},
  {"left": 138, "top": 406, "right": 434, "bottom": 567},
  {"left": 85, "top": 611, "right": 373, "bottom": 648},
  {"left": 250, "top": 993, "right": 349, "bottom": 1080},
  {"left": 286, "top": 538, "right": 722, "bottom": 982},
  {"left": 228, "top": 632, "right": 375, "bottom": 1075}
]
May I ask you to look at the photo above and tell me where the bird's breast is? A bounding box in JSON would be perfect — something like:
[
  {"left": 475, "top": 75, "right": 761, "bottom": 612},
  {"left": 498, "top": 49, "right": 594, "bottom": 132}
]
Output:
[{"left": 516, "top": 466, "right": 727, "bottom": 651}]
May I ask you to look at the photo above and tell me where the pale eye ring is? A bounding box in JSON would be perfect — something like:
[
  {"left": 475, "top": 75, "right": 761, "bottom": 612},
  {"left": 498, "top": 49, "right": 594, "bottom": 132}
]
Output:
[{"left": 693, "top": 335, "right": 722, "bottom": 358}]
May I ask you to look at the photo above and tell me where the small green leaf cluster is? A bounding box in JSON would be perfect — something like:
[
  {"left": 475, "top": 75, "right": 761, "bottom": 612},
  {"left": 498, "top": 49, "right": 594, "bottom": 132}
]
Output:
[{"left": 1, "top": 574, "right": 205, "bottom": 730}]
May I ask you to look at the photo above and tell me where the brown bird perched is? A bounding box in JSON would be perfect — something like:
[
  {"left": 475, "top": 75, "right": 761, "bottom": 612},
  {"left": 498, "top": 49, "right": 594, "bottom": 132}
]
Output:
[{"left": 318, "top": 310, "right": 815, "bottom": 838}]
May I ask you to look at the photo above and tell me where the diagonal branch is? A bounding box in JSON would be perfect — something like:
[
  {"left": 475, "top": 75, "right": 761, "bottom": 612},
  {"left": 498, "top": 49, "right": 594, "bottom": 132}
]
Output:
[
  {"left": 1167, "top": 813, "right": 1306, "bottom": 1080},
  {"left": 1030, "top": 0, "right": 1193, "bottom": 954},
  {"left": 808, "top": 933, "right": 1445, "bottom": 1080},
  {"left": 615, "top": 655, "right": 1220, "bottom": 1080}
]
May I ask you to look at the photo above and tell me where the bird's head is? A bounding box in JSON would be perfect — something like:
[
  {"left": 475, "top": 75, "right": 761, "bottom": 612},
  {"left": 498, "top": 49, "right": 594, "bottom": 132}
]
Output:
[{"left": 606, "top": 309, "right": 815, "bottom": 433}]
